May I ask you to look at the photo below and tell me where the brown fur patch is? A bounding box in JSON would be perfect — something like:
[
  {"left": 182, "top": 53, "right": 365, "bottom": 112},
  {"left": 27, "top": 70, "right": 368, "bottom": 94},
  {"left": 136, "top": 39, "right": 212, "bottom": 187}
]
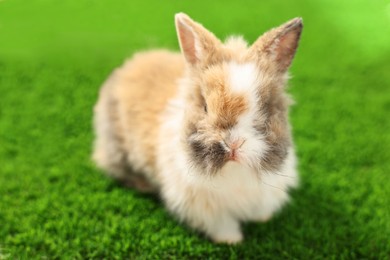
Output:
[
  {"left": 213, "top": 94, "right": 248, "bottom": 130},
  {"left": 108, "top": 50, "right": 185, "bottom": 178},
  {"left": 201, "top": 65, "right": 248, "bottom": 130}
]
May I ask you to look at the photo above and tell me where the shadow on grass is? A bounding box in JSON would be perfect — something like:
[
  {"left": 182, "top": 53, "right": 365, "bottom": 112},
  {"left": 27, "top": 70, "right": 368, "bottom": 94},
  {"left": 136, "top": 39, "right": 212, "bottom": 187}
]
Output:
[
  {"left": 104, "top": 178, "right": 161, "bottom": 204},
  {"left": 243, "top": 186, "right": 357, "bottom": 257}
]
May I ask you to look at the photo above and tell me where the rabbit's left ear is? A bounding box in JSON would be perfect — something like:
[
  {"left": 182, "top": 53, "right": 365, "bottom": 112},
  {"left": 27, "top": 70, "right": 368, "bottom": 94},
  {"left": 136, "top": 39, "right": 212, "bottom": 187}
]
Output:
[{"left": 250, "top": 18, "right": 303, "bottom": 72}]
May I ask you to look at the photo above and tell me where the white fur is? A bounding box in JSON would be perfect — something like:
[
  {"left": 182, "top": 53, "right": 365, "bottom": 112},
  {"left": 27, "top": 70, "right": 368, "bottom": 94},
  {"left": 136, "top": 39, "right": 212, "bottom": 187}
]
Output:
[
  {"left": 229, "top": 110, "right": 268, "bottom": 170},
  {"left": 157, "top": 83, "right": 298, "bottom": 243},
  {"left": 228, "top": 62, "right": 258, "bottom": 94},
  {"left": 227, "top": 62, "right": 268, "bottom": 169}
]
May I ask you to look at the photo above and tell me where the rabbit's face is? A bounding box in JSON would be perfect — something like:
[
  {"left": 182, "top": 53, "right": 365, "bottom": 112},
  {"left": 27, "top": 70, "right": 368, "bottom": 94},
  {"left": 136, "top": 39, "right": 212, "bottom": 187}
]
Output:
[{"left": 183, "top": 58, "right": 291, "bottom": 175}]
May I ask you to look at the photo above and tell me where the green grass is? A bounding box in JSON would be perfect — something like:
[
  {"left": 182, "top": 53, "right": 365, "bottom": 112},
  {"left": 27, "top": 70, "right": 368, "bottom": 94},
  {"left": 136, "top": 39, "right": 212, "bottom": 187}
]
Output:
[{"left": 1, "top": 0, "right": 390, "bottom": 258}]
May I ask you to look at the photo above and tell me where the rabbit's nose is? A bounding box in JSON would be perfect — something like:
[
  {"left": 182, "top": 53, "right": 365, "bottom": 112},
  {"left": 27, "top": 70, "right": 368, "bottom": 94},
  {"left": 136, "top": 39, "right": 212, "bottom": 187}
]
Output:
[
  {"left": 230, "top": 139, "right": 246, "bottom": 150},
  {"left": 226, "top": 139, "right": 246, "bottom": 161}
]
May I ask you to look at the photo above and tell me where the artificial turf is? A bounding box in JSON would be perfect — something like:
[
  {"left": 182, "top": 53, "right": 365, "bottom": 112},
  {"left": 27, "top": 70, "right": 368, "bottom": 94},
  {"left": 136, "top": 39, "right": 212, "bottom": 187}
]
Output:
[{"left": 0, "top": 0, "right": 389, "bottom": 258}]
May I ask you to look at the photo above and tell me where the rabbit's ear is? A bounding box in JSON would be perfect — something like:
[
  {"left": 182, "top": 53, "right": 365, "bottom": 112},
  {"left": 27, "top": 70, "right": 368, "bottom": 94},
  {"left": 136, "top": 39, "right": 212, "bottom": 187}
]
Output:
[
  {"left": 175, "top": 13, "right": 221, "bottom": 66},
  {"left": 250, "top": 18, "right": 303, "bottom": 72}
]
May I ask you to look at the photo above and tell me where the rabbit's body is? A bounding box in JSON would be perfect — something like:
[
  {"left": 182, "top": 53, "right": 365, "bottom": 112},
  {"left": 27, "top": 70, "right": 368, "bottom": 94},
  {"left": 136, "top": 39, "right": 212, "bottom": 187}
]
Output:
[
  {"left": 93, "top": 13, "right": 303, "bottom": 243},
  {"left": 93, "top": 50, "right": 184, "bottom": 191}
]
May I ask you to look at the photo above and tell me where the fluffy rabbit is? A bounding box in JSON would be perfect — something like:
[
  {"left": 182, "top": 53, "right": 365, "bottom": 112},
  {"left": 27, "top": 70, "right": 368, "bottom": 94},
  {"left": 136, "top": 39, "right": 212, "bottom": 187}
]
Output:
[{"left": 92, "top": 13, "right": 303, "bottom": 243}]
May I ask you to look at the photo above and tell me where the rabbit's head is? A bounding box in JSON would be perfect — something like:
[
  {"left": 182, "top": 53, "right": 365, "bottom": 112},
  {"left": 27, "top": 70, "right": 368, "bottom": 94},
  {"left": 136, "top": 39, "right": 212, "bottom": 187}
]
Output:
[{"left": 176, "top": 13, "right": 302, "bottom": 175}]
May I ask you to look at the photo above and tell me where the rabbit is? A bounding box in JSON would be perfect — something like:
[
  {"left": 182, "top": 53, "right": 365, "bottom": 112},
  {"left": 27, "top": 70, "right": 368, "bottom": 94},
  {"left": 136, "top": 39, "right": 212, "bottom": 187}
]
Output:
[{"left": 92, "top": 12, "right": 303, "bottom": 244}]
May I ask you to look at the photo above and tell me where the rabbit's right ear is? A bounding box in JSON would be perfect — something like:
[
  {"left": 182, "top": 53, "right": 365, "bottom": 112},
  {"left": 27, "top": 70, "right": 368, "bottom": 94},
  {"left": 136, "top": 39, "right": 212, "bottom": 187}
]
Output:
[{"left": 175, "top": 13, "right": 221, "bottom": 66}]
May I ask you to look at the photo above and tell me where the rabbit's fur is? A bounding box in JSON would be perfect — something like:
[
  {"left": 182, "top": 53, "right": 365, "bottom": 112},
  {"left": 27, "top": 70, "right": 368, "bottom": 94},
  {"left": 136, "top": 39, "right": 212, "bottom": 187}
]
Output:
[{"left": 93, "top": 13, "right": 303, "bottom": 243}]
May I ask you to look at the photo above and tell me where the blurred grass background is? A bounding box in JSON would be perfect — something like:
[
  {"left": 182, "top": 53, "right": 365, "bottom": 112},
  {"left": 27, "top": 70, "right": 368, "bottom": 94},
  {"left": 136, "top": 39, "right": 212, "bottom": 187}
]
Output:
[{"left": 0, "top": 0, "right": 390, "bottom": 258}]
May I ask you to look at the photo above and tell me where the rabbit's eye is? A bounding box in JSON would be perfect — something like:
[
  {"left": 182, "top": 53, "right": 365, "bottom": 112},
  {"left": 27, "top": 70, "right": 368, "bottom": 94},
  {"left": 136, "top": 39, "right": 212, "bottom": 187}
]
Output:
[{"left": 204, "top": 104, "right": 208, "bottom": 113}]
